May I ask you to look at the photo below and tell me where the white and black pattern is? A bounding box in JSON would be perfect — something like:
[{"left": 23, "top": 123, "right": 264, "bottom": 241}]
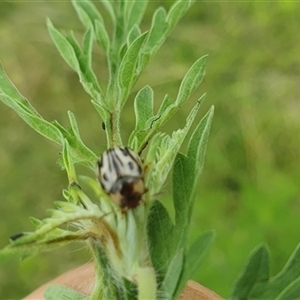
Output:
[{"left": 97, "top": 147, "right": 147, "bottom": 209}]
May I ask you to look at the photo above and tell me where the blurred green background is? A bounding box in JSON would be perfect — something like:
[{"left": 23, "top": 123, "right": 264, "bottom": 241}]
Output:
[{"left": 0, "top": 1, "right": 299, "bottom": 299}]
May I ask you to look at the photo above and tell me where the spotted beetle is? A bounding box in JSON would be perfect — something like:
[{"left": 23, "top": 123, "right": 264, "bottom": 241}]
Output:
[{"left": 97, "top": 147, "right": 147, "bottom": 210}]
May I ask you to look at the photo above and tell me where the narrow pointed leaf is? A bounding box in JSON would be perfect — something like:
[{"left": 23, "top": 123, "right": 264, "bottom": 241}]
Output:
[
  {"left": 65, "top": 31, "right": 103, "bottom": 99},
  {"left": 175, "top": 231, "right": 216, "bottom": 297},
  {"left": 47, "top": 19, "right": 80, "bottom": 72},
  {"left": 161, "top": 249, "right": 184, "bottom": 300},
  {"left": 147, "top": 200, "right": 174, "bottom": 276},
  {"left": 167, "top": 0, "right": 193, "bottom": 30},
  {"left": 157, "top": 94, "right": 173, "bottom": 116},
  {"left": 72, "top": 0, "right": 104, "bottom": 30},
  {"left": 95, "top": 19, "right": 110, "bottom": 53},
  {"left": 257, "top": 242, "right": 300, "bottom": 299},
  {"left": 49, "top": 21, "right": 102, "bottom": 100},
  {"left": 187, "top": 105, "right": 214, "bottom": 185},
  {"left": 175, "top": 55, "right": 207, "bottom": 106},
  {"left": 143, "top": 7, "right": 167, "bottom": 55},
  {"left": 62, "top": 139, "right": 77, "bottom": 184},
  {"left": 149, "top": 96, "right": 205, "bottom": 195},
  {"left": 275, "top": 277, "right": 300, "bottom": 300},
  {"left": 45, "top": 285, "right": 89, "bottom": 300},
  {"left": 271, "top": 242, "right": 300, "bottom": 292},
  {"left": 82, "top": 29, "right": 93, "bottom": 66},
  {"left": 99, "top": 0, "right": 115, "bottom": 23},
  {"left": 141, "top": 0, "right": 194, "bottom": 70},
  {"left": 172, "top": 153, "right": 194, "bottom": 240},
  {"left": 128, "top": 25, "right": 141, "bottom": 46},
  {"left": 0, "top": 94, "right": 63, "bottom": 144},
  {"left": 68, "top": 111, "right": 81, "bottom": 139},
  {"left": 134, "top": 58, "right": 208, "bottom": 153},
  {"left": 229, "top": 244, "right": 270, "bottom": 299},
  {"left": 0, "top": 234, "right": 80, "bottom": 263},
  {"left": 72, "top": 0, "right": 93, "bottom": 30},
  {"left": 118, "top": 32, "right": 147, "bottom": 106},
  {"left": 0, "top": 64, "right": 37, "bottom": 114},
  {"left": 133, "top": 85, "right": 154, "bottom": 131},
  {"left": 127, "top": 0, "right": 149, "bottom": 33},
  {"left": 172, "top": 106, "right": 214, "bottom": 243},
  {"left": 30, "top": 217, "right": 44, "bottom": 228}
]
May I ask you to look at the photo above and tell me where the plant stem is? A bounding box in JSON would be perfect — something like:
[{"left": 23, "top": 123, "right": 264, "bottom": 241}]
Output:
[
  {"left": 110, "top": 109, "right": 122, "bottom": 147},
  {"left": 135, "top": 266, "right": 157, "bottom": 300},
  {"left": 88, "top": 240, "right": 118, "bottom": 300}
]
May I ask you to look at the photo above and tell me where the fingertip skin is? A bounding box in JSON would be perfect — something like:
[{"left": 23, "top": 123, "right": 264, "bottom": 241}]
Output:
[
  {"left": 23, "top": 264, "right": 224, "bottom": 300},
  {"left": 23, "top": 263, "right": 95, "bottom": 300}
]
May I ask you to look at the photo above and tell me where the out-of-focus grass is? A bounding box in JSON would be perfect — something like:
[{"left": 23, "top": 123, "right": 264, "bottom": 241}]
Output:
[{"left": 0, "top": 2, "right": 299, "bottom": 299}]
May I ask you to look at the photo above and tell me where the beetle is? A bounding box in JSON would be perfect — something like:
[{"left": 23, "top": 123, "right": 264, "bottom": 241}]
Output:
[{"left": 97, "top": 146, "right": 147, "bottom": 210}]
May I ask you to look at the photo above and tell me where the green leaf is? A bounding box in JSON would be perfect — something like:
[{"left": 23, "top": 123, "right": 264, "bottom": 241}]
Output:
[
  {"left": 140, "top": 0, "right": 194, "bottom": 70},
  {"left": 161, "top": 249, "right": 184, "bottom": 300},
  {"left": 229, "top": 244, "right": 270, "bottom": 299},
  {"left": 174, "top": 231, "right": 216, "bottom": 297},
  {"left": 47, "top": 19, "right": 80, "bottom": 72},
  {"left": 0, "top": 94, "right": 63, "bottom": 144},
  {"left": 68, "top": 111, "right": 80, "bottom": 140},
  {"left": 157, "top": 94, "right": 172, "bottom": 116},
  {"left": 72, "top": 0, "right": 111, "bottom": 53},
  {"left": 171, "top": 153, "right": 194, "bottom": 239},
  {"left": 44, "top": 285, "right": 88, "bottom": 300},
  {"left": 99, "top": 0, "right": 115, "bottom": 24},
  {"left": 118, "top": 32, "right": 148, "bottom": 106},
  {"left": 147, "top": 95, "right": 205, "bottom": 195},
  {"left": 0, "top": 63, "right": 37, "bottom": 115},
  {"left": 65, "top": 31, "right": 103, "bottom": 100},
  {"left": 48, "top": 20, "right": 103, "bottom": 101},
  {"left": 128, "top": 25, "right": 142, "bottom": 46},
  {"left": 72, "top": 0, "right": 104, "bottom": 30},
  {"left": 52, "top": 119, "right": 97, "bottom": 169},
  {"left": 0, "top": 229, "right": 82, "bottom": 263},
  {"left": 0, "top": 65, "right": 65, "bottom": 144},
  {"left": 72, "top": 0, "right": 93, "bottom": 30},
  {"left": 66, "top": 111, "right": 96, "bottom": 163},
  {"left": 127, "top": 0, "right": 149, "bottom": 33},
  {"left": 0, "top": 245, "right": 30, "bottom": 263},
  {"left": 30, "top": 217, "right": 44, "bottom": 228},
  {"left": 254, "top": 242, "right": 300, "bottom": 299},
  {"left": 142, "top": 7, "right": 167, "bottom": 60},
  {"left": 166, "top": 0, "right": 193, "bottom": 30},
  {"left": 270, "top": 242, "right": 300, "bottom": 295},
  {"left": 147, "top": 200, "right": 174, "bottom": 277},
  {"left": 95, "top": 19, "right": 110, "bottom": 53},
  {"left": 184, "top": 231, "right": 216, "bottom": 279},
  {"left": 186, "top": 105, "right": 214, "bottom": 188},
  {"left": 133, "top": 85, "right": 154, "bottom": 131},
  {"left": 175, "top": 55, "right": 208, "bottom": 106},
  {"left": 62, "top": 139, "right": 77, "bottom": 184},
  {"left": 276, "top": 276, "right": 300, "bottom": 300},
  {"left": 172, "top": 106, "right": 214, "bottom": 244},
  {"left": 133, "top": 56, "right": 208, "bottom": 153},
  {"left": 82, "top": 29, "right": 93, "bottom": 67}
]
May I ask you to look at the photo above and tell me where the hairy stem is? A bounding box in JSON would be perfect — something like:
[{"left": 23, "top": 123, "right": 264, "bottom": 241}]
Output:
[{"left": 136, "top": 266, "right": 157, "bottom": 300}]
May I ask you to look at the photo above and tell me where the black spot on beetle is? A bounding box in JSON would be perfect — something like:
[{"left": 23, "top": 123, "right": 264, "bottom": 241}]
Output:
[
  {"left": 103, "top": 173, "right": 108, "bottom": 181},
  {"left": 128, "top": 161, "right": 134, "bottom": 170},
  {"left": 120, "top": 148, "right": 129, "bottom": 156}
]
